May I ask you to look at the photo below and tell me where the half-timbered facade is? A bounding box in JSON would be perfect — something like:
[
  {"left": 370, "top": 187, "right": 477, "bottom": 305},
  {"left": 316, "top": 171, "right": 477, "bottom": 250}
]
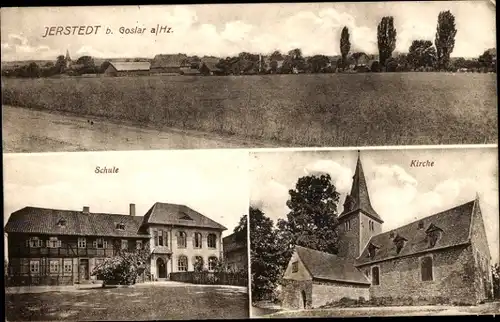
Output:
[{"left": 5, "top": 202, "right": 227, "bottom": 286}]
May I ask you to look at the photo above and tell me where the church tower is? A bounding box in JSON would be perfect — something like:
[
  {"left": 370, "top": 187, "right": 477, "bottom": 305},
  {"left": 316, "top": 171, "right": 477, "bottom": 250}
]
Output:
[
  {"left": 65, "top": 49, "right": 72, "bottom": 68},
  {"left": 337, "top": 151, "right": 383, "bottom": 259}
]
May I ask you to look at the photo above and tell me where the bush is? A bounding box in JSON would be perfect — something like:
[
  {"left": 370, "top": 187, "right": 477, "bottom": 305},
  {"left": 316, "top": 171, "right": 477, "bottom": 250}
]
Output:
[
  {"left": 370, "top": 61, "right": 381, "bottom": 72},
  {"left": 91, "top": 248, "right": 149, "bottom": 285},
  {"left": 385, "top": 60, "right": 399, "bottom": 72},
  {"left": 492, "top": 264, "right": 500, "bottom": 299}
]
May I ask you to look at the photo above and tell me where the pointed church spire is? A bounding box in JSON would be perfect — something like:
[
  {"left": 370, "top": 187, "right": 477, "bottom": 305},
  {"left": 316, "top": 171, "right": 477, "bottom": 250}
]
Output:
[
  {"left": 340, "top": 151, "right": 383, "bottom": 223},
  {"left": 65, "top": 49, "right": 71, "bottom": 61}
]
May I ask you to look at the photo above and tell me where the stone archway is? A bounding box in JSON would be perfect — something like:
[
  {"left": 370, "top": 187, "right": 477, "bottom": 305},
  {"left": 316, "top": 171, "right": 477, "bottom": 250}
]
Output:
[{"left": 156, "top": 257, "right": 166, "bottom": 279}]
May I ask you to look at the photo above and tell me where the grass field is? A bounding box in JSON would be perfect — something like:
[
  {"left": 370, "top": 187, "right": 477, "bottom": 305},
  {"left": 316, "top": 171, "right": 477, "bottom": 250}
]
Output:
[
  {"left": 2, "top": 73, "right": 497, "bottom": 147},
  {"left": 5, "top": 284, "right": 249, "bottom": 321}
]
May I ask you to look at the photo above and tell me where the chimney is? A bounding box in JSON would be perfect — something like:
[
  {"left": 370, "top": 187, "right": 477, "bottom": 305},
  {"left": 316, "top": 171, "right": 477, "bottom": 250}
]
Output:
[
  {"left": 82, "top": 206, "right": 90, "bottom": 214},
  {"left": 129, "top": 203, "right": 136, "bottom": 216}
]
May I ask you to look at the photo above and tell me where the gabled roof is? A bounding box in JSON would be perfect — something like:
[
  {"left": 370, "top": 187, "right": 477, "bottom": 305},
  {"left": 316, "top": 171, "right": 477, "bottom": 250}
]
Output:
[
  {"left": 4, "top": 207, "right": 149, "bottom": 238},
  {"left": 339, "top": 152, "right": 383, "bottom": 223},
  {"left": 142, "top": 202, "right": 227, "bottom": 231},
  {"left": 151, "top": 54, "right": 188, "bottom": 68},
  {"left": 201, "top": 61, "right": 222, "bottom": 72},
  {"left": 356, "top": 200, "right": 476, "bottom": 266},
  {"left": 109, "top": 62, "right": 150, "bottom": 71},
  {"left": 295, "top": 246, "right": 370, "bottom": 285}
]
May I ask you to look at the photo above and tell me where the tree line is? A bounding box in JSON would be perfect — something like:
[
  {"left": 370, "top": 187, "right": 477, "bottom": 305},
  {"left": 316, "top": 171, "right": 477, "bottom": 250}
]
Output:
[{"left": 2, "top": 10, "right": 496, "bottom": 78}]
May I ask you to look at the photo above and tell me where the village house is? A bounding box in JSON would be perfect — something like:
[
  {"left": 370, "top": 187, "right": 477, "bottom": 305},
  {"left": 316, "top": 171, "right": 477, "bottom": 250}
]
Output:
[
  {"left": 150, "top": 54, "right": 189, "bottom": 74},
  {"left": 4, "top": 202, "right": 227, "bottom": 286},
  {"left": 223, "top": 232, "right": 248, "bottom": 271},
  {"left": 104, "top": 61, "right": 151, "bottom": 77},
  {"left": 281, "top": 153, "right": 494, "bottom": 309}
]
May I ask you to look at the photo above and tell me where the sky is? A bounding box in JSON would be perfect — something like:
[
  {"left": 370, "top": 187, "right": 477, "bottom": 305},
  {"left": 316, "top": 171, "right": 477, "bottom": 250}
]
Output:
[
  {"left": 250, "top": 147, "right": 499, "bottom": 264},
  {"left": 3, "top": 149, "right": 249, "bottom": 248},
  {"left": 1, "top": 1, "right": 496, "bottom": 61}
]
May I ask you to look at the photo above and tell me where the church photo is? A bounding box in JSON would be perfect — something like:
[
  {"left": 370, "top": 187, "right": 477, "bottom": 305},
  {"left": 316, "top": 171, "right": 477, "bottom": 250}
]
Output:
[{"left": 249, "top": 147, "right": 499, "bottom": 317}]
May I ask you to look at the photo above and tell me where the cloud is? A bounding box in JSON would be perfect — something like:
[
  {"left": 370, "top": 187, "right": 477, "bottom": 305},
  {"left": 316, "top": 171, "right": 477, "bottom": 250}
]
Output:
[
  {"left": 250, "top": 179, "right": 290, "bottom": 223},
  {"left": 303, "top": 159, "right": 353, "bottom": 193}
]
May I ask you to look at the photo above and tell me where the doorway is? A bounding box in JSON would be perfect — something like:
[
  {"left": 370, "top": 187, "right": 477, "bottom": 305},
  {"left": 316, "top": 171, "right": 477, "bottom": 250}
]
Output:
[
  {"left": 301, "top": 290, "right": 307, "bottom": 309},
  {"left": 157, "top": 258, "right": 166, "bottom": 279},
  {"left": 79, "top": 259, "right": 89, "bottom": 281}
]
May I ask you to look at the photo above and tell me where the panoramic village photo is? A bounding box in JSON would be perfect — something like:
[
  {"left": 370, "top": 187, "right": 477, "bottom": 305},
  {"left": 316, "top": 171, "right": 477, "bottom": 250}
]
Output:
[
  {"left": 249, "top": 147, "right": 499, "bottom": 317},
  {"left": 1, "top": 1, "right": 497, "bottom": 153},
  {"left": 3, "top": 150, "right": 250, "bottom": 321}
]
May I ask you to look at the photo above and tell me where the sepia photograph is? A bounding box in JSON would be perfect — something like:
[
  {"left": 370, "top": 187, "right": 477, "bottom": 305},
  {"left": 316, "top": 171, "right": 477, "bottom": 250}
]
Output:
[
  {"left": 1, "top": 1, "right": 497, "bottom": 153},
  {"left": 3, "top": 149, "right": 250, "bottom": 321},
  {"left": 249, "top": 147, "right": 499, "bottom": 317}
]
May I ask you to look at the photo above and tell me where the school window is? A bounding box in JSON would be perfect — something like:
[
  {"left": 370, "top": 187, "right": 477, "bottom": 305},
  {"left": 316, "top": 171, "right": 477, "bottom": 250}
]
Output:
[
  {"left": 421, "top": 256, "right": 433, "bottom": 281},
  {"left": 208, "top": 256, "right": 218, "bottom": 271},
  {"left": 207, "top": 234, "right": 217, "bottom": 249},
  {"left": 48, "top": 237, "right": 62, "bottom": 248},
  {"left": 154, "top": 230, "right": 159, "bottom": 246},
  {"left": 371, "top": 266, "right": 380, "bottom": 285},
  {"left": 63, "top": 260, "right": 72, "bottom": 273},
  {"left": 177, "top": 231, "right": 187, "bottom": 248},
  {"left": 93, "top": 238, "right": 107, "bottom": 249},
  {"left": 78, "top": 237, "right": 86, "bottom": 248},
  {"left": 194, "top": 232, "right": 202, "bottom": 249},
  {"left": 30, "top": 260, "right": 40, "bottom": 274},
  {"left": 177, "top": 256, "right": 188, "bottom": 272},
  {"left": 29, "top": 237, "right": 42, "bottom": 248},
  {"left": 121, "top": 239, "right": 129, "bottom": 250},
  {"left": 159, "top": 230, "right": 164, "bottom": 246},
  {"left": 136, "top": 240, "right": 143, "bottom": 250},
  {"left": 292, "top": 261, "right": 299, "bottom": 273},
  {"left": 49, "top": 260, "right": 59, "bottom": 273}
]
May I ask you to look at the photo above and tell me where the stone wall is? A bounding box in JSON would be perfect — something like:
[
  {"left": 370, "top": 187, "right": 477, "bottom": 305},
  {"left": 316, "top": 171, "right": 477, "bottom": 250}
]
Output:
[
  {"left": 311, "top": 280, "right": 370, "bottom": 308},
  {"left": 281, "top": 279, "right": 313, "bottom": 310},
  {"left": 337, "top": 213, "right": 360, "bottom": 258},
  {"left": 360, "top": 245, "right": 478, "bottom": 304}
]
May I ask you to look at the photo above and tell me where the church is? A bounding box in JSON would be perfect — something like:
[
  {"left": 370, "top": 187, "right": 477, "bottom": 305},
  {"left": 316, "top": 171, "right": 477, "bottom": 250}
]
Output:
[{"left": 281, "top": 152, "right": 494, "bottom": 309}]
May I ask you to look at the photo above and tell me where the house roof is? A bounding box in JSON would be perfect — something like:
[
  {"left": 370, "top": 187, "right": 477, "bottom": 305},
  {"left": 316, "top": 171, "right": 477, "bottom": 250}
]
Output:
[
  {"left": 201, "top": 61, "right": 222, "bottom": 72},
  {"left": 151, "top": 54, "right": 188, "bottom": 68},
  {"left": 295, "top": 246, "right": 370, "bottom": 285},
  {"left": 339, "top": 152, "right": 383, "bottom": 223},
  {"left": 4, "top": 207, "right": 149, "bottom": 238},
  {"left": 142, "top": 202, "right": 227, "bottom": 231},
  {"left": 356, "top": 200, "right": 476, "bottom": 266},
  {"left": 152, "top": 246, "right": 172, "bottom": 254},
  {"left": 109, "top": 62, "right": 151, "bottom": 71}
]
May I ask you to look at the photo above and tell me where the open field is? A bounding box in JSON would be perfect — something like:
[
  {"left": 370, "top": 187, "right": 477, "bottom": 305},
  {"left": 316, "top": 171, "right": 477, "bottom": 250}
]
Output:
[
  {"left": 2, "top": 105, "right": 279, "bottom": 152},
  {"left": 2, "top": 73, "right": 497, "bottom": 147},
  {"left": 258, "top": 302, "right": 500, "bottom": 318},
  {"left": 5, "top": 282, "right": 249, "bottom": 321}
]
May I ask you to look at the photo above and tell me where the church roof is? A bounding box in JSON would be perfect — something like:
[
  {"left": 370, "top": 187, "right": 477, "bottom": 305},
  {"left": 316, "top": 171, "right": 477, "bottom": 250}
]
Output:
[
  {"left": 339, "top": 152, "right": 383, "bottom": 223},
  {"left": 355, "top": 199, "right": 477, "bottom": 266},
  {"left": 142, "top": 202, "right": 227, "bottom": 231},
  {"left": 295, "top": 246, "right": 371, "bottom": 285}
]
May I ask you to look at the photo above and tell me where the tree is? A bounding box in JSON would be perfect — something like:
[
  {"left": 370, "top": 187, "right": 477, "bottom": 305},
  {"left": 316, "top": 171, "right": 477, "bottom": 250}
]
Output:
[
  {"left": 288, "top": 48, "right": 306, "bottom": 72},
  {"left": 340, "top": 26, "right": 351, "bottom": 70},
  {"left": 435, "top": 10, "right": 457, "bottom": 71},
  {"left": 269, "top": 60, "right": 279, "bottom": 74},
  {"left": 91, "top": 247, "right": 150, "bottom": 286},
  {"left": 478, "top": 49, "right": 495, "bottom": 71},
  {"left": 277, "top": 174, "right": 341, "bottom": 262},
  {"left": 377, "top": 16, "right": 397, "bottom": 67},
  {"left": 99, "top": 61, "right": 111, "bottom": 74},
  {"left": 54, "top": 55, "right": 67, "bottom": 74},
  {"left": 26, "top": 62, "right": 41, "bottom": 78},
  {"left": 233, "top": 214, "right": 248, "bottom": 244},
  {"left": 270, "top": 50, "right": 283, "bottom": 61},
  {"left": 250, "top": 207, "right": 284, "bottom": 301},
  {"left": 370, "top": 61, "right": 381, "bottom": 72},
  {"left": 493, "top": 263, "right": 500, "bottom": 299},
  {"left": 408, "top": 40, "right": 437, "bottom": 69},
  {"left": 307, "top": 55, "right": 330, "bottom": 73}
]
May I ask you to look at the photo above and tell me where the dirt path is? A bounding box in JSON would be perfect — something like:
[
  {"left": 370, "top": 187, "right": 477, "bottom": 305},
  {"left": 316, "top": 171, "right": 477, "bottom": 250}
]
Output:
[{"left": 2, "top": 105, "right": 283, "bottom": 153}]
